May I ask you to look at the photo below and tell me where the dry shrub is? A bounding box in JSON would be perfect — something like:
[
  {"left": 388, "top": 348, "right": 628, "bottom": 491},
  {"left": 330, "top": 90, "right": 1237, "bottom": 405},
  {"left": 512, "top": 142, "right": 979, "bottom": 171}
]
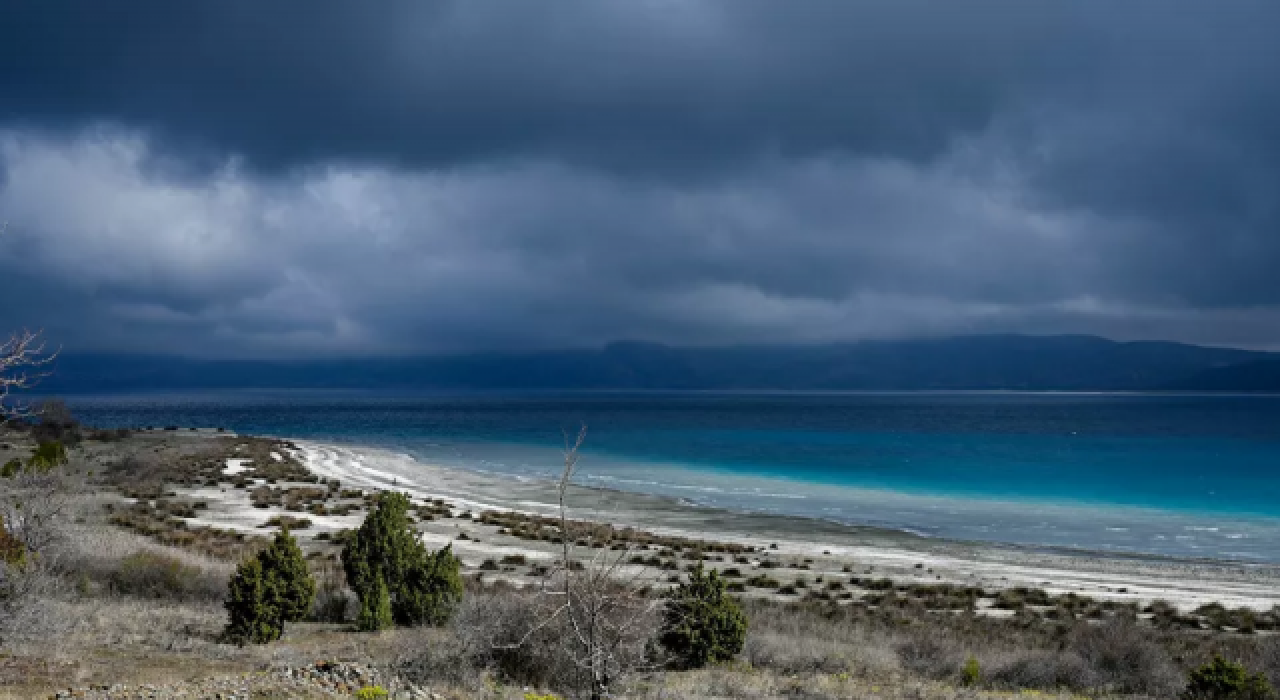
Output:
[
  {"left": 394, "top": 625, "right": 483, "bottom": 693},
  {"left": 1252, "top": 636, "right": 1280, "bottom": 690},
  {"left": 0, "top": 565, "right": 60, "bottom": 647},
  {"left": 455, "top": 589, "right": 590, "bottom": 692},
  {"left": 51, "top": 522, "right": 232, "bottom": 601},
  {"left": 740, "top": 600, "right": 897, "bottom": 675},
  {"left": 1068, "top": 619, "right": 1182, "bottom": 696},
  {"left": 989, "top": 649, "right": 1097, "bottom": 691},
  {"left": 110, "top": 549, "right": 224, "bottom": 600},
  {"left": 986, "top": 620, "right": 1181, "bottom": 696},
  {"left": 895, "top": 631, "right": 965, "bottom": 680},
  {"left": 399, "top": 587, "right": 659, "bottom": 698},
  {"left": 311, "top": 560, "right": 351, "bottom": 623}
]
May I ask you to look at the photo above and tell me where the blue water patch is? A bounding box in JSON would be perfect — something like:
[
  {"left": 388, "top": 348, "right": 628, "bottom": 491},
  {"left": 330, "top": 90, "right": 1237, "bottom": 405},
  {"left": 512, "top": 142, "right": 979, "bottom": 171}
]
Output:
[{"left": 63, "top": 390, "right": 1280, "bottom": 561}]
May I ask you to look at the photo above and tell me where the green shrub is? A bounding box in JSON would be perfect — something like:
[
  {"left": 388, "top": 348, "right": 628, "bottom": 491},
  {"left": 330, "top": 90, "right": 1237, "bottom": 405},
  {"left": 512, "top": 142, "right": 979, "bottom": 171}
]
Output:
[
  {"left": 357, "top": 575, "right": 393, "bottom": 632},
  {"left": 1, "top": 441, "right": 67, "bottom": 479},
  {"left": 1184, "top": 655, "right": 1275, "bottom": 700},
  {"left": 257, "top": 527, "right": 316, "bottom": 622},
  {"left": 355, "top": 685, "right": 389, "bottom": 699},
  {"left": 223, "top": 528, "right": 316, "bottom": 644},
  {"left": 27, "top": 441, "right": 68, "bottom": 471},
  {"left": 342, "top": 492, "right": 463, "bottom": 628},
  {"left": 658, "top": 564, "right": 748, "bottom": 669},
  {"left": 224, "top": 557, "right": 279, "bottom": 644},
  {"left": 962, "top": 656, "right": 981, "bottom": 686}
]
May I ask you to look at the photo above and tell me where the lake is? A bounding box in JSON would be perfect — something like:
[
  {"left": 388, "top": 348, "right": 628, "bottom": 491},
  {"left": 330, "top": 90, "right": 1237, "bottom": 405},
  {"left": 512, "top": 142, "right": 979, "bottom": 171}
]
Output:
[{"left": 65, "top": 390, "right": 1280, "bottom": 561}]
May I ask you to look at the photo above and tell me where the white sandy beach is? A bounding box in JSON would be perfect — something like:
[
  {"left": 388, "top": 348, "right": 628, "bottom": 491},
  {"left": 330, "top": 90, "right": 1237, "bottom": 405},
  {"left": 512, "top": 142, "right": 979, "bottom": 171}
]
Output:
[{"left": 155, "top": 436, "right": 1280, "bottom": 613}]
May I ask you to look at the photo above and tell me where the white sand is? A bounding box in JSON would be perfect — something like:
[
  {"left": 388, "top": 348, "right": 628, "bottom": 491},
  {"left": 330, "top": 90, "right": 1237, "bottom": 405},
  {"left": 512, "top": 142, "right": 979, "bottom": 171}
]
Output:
[
  {"left": 223, "top": 458, "right": 252, "bottom": 476},
  {"left": 175, "top": 440, "right": 1280, "bottom": 613}
]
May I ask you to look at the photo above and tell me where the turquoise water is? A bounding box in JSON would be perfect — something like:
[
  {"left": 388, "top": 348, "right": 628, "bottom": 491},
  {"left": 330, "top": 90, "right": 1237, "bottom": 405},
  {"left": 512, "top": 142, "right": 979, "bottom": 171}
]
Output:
[{"left": 66, "top": 390, "right": 1280, "bottom": 561}]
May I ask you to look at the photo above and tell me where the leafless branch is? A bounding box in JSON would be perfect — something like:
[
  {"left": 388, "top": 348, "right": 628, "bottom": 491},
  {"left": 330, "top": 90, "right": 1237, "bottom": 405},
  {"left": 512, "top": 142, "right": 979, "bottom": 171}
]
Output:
[{"left": 0, "top": 329, "right": 58, "bottom": 422}]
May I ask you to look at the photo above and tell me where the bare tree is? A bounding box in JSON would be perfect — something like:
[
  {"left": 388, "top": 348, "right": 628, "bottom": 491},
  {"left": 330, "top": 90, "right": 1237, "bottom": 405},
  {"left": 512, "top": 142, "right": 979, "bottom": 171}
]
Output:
[
  {"left": 0, "top": 222, "right": 58, "bottom": 422},
  {"left": 0, "top": 329, "right": 57, "bottom": 423},
  {"left": 0, "top": 330, "right": 66, "bottom": 601},
  {"left": 492, "top": 426, "right": 665, "bottom": 699},
  {"left": 0, "top": 225, "right": 67, "bottom": 642}
]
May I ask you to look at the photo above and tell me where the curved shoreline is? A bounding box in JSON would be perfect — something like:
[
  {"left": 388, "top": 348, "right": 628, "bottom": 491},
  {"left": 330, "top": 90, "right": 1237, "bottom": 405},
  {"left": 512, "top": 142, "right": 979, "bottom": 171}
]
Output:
[{"left": 273, "top": 437, "right": 1280, "bottom": 612}]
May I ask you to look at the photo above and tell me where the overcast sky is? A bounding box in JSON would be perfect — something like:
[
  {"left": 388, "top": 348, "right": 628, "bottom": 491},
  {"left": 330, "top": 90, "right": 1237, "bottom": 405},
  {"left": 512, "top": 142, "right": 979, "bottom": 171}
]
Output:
[{"left": 1, "top": 1, "right": 1278, "bottom": 356}]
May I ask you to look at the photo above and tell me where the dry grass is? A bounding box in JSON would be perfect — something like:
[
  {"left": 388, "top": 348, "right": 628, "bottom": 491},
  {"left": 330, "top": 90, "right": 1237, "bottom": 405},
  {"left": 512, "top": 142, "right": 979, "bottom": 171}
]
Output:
[
  {"left": 630, "top": 667, "right": 1094, "bottom": 699},
  {"left": 51, "top": 517, "right": 236, "bottom": 598}
]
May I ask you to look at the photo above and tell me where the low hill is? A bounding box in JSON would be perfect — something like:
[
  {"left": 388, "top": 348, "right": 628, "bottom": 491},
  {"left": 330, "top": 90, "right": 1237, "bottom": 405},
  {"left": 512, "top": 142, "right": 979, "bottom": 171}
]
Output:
[
  {"left": 39, "top": 334, "right": 1273, "bottom": 392},
  {"left": 1165, "top": 358, "right": 1280, "bottom": 392}
]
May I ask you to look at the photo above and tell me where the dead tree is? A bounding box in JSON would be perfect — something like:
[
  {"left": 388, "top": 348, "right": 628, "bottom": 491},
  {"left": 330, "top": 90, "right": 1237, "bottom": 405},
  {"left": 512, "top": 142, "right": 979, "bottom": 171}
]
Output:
[
  {"left": 0, "top": 225, "right": 65, "bottom": 632},
  {"left": 496, "top": 426, "right": 665, "bottom": 699},
  {"left": 0, "top": 223, "right": 58, "bottom": 422},
  {"left": 0, "top": 329, "right": 56, "bottom": 423}
]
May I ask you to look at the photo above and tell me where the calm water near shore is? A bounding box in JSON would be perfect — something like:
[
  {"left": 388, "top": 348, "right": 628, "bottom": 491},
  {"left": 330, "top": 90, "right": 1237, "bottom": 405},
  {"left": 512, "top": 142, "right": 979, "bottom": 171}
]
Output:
[{"left": 65, "top": 390, "right": 1280, "bottom": 562}]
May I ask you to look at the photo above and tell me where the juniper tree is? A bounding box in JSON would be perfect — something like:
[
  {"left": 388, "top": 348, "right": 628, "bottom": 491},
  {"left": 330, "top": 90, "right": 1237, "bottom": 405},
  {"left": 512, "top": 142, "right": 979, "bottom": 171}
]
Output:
[
  {"left": 357, "top": 574, "right": 394, "bottom": 632},
  {"left": 392, "top": 543, "right": 460, "bottom": 626},
  {"left": 225, "top": 557, "right": 278, "bottom": 643},
  {"left": 658, "top": 563, "right": 748, "bottom": 669},
  {"left": 1184, "top": 655, "right": 1275, "bottom": 700},
  {"left": 224, "top": 528, "right": 316, "bottom": 644},
  {"left": 342, "top": 492, "right": 462, "bottom": 627},
  {"left": 260, "top": 527, "right": 316, "bottom": 622}
]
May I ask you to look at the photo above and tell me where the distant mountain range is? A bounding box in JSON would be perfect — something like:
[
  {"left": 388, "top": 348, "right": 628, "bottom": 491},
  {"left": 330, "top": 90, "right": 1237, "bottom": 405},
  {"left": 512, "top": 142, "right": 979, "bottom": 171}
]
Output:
[{"left": 33, "top": 335, "right": 1280, "bottom": 393}]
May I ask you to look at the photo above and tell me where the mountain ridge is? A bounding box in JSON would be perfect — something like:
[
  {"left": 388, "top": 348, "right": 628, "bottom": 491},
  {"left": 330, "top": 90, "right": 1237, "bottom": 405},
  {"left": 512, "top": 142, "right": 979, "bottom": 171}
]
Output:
[{"left": 33, "top": 334, "right": 1278, "bottom": 392}]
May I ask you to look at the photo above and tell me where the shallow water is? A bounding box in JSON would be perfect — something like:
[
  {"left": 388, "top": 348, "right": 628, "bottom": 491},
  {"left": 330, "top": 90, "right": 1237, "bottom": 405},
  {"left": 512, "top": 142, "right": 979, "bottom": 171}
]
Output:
[{"left": 66, "top": 390, "right": 1280, "bottom": 561}]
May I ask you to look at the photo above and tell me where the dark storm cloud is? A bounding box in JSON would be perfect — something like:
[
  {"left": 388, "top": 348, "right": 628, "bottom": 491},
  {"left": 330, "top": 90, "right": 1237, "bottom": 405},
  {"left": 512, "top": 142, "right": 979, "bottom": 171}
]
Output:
[
  {"left": 0, "top": 0, "right": 1138, "bottom": 172},
  {"left": 0, "top": 1, "right": 1279, "bottom": 355}
]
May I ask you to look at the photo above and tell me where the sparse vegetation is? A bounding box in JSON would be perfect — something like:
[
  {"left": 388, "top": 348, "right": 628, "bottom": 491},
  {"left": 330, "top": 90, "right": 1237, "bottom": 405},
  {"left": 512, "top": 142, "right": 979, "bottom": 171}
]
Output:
[
  {"left": 2, "top": 422, "right": 1279, "bottom": 699},
  {"left": 110, "top": 549, "right": 220, "bottom": 599}
]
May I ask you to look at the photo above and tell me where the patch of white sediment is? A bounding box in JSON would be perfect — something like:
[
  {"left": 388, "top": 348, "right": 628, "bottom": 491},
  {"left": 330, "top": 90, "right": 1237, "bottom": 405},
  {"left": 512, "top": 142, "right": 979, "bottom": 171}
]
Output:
[
  {"left": 290, "top": 441, "right": 499, "bottom": 513},
  {"left": 223, "top": 458, "right": 252, "bottom": 475}
]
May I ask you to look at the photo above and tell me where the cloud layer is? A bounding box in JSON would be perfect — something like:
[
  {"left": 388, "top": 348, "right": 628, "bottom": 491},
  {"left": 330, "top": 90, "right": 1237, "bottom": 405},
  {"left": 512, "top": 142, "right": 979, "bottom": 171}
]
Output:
[{"left": 1, "top": 1, "right": 1278, "bottom": 355}]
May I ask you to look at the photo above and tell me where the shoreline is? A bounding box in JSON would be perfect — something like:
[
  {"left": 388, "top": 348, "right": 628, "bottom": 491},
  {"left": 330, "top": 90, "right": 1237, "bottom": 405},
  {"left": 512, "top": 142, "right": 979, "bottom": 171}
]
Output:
[
  {"left": 296, "top": 437, "right": 1271, "bottom": 568},
  {"left": 90, "top": 428, "right": 1280, "bottom": 613},
  {"left": 285, "top": 437, "right": 1280, "bottom": 611}
]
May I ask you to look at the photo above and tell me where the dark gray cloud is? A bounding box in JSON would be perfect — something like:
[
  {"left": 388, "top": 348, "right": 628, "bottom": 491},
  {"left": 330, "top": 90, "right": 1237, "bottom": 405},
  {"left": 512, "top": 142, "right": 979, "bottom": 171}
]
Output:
[
  {"left": 0, "top": 0, "right": 1078, "bottom": 171},
  {"left": 0, "top": 1, "right": 1278, "bottom": 355}
]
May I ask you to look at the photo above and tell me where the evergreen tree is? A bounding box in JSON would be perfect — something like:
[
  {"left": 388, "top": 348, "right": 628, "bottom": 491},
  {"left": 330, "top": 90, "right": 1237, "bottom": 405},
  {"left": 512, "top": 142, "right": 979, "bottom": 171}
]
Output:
[
  {"left": 259, "top": 527, "right": 316, "bottom": 623},
  {"left": 396, "top": 544, "right": 464, "bottom": 626},
  {"left": 223, "top": 528, "right": 316, "bottom": 644},
  {"left": 342, "top": 492, "right": 463, "bottom": 627},
  {"left": 658, "top": 564, "right": 748, "bottom": 669},
  {"left": 1184, "top": 655, "right": 1275, "bottom": 700},
  {"left": 357, "top": 575, "right": 393, "bottom": 631},
  {"left": 224, "top": 557, "right": 280, "bottom": 644}
]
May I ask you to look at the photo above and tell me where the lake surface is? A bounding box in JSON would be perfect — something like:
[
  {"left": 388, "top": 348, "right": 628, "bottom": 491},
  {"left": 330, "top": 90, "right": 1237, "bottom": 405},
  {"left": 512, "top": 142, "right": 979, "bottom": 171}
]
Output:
[{"left": 65, "top": 390, "right": 1280, "bottom": 561}]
